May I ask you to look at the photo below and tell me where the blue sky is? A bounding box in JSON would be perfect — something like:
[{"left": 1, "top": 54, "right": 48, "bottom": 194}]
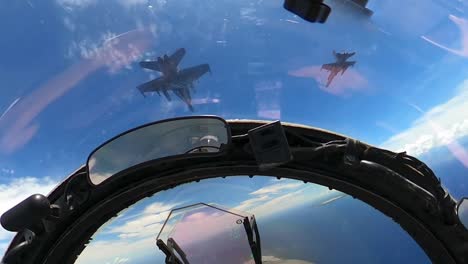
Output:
[{"left": 0, "top": 0, "right": 468, "bottom": 261}]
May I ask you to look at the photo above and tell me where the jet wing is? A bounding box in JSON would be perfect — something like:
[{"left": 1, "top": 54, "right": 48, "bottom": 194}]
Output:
[
  {"left": 340, "top": 61, "right": 356, "bottom": 75},
  {"left": 139, "top": 61, "right": 161, "bottom": 72},
  {"left": 334, "top": 52, "right": 355, "bottom": 61},
  {"left": 173, "top": 87, "right": 194, "bottom": 112},
  {"left": 169, "top": 48, "right": 186, "bottom": 68},
  {"left": 343, "top": 61, "right": 356, "bottom": 67},
  {"left": 177, "top": 64, "right": 211, "bottom": 82},
  {"left": 321, "top": 63, "right": 337, "bottom": 72},
  {"left": 137, "top": 77, "right": 166, "bottom": 95}
]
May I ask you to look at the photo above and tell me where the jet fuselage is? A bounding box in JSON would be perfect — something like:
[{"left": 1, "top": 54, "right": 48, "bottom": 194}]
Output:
[
  {"left": 321, "top": 51, "right": 357, "bottom": 87},
  {"left": 158, "top": 57, "right": 178, "bottom": 80}
]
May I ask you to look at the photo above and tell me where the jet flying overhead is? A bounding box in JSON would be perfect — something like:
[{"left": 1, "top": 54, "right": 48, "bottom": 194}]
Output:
[
  {"left": 321, "top": 51, "right": 356, "bottom": 87},
  {"left": 137, "top": 48, "right": 211, "bottom": 112}
]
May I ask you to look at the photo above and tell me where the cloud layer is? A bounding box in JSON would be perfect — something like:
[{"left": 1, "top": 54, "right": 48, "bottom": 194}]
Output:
[
  {"left": 236, "top": 180, "right": 343, "bottom": 219},
  {"left": 381, "top": 79, "right": 468, "bottom": 165}
]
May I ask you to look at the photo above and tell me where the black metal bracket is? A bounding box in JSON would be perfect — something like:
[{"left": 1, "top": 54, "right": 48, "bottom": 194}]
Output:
[
  {"left": 0, "top": 194, "right": 51, "bottom": 234},
  {"left": 1, "top": 229, "right": 35, "bottom": 264},
  {"left": 242, "top": 217, "right": 262, "bottom": 264},
  {"left": 248, "top": 121, "right": 292, "bottom": 170},
  {"left": 156, "top": 238, "right": 188, "bottom": 264},
  {"left": 283, "top": 0, "right": 331, "bottom": 23},
  {"left": 65, "top": 172, "right": 91, "bottom": 211},
  {"left": 343, "top": 138, "right": 362, "bottom": 166}
]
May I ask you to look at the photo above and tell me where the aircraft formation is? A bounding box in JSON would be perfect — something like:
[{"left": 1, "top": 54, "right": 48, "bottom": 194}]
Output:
[{"left": 136, "top": 48, "right": 357, "bottom": 110}]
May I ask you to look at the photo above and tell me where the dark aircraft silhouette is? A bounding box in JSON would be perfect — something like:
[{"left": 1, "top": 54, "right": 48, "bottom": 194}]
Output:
[
  {"left": 137, "top": 48, "right": 211, "bottom": 112},
  {"left": 321, "top": 51, "right": 356, "bottom": 87}
]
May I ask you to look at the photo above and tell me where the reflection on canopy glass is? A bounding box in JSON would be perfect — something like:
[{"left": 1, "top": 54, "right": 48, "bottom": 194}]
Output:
[
  {"left": 157, "top": 203, "right": 257, "bottom": 264},
  {"left": 458, "top": 198, "right": 468, "bottom": 230},
  {"left": 88, "top": 117, "right": 228, "bottom": 185}
]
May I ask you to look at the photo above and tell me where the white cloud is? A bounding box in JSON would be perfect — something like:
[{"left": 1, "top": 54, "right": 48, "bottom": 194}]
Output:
[
  {"left": 118, "top": 0, "right": 146, "bottom": 7},
  {"left": 248, "top": 186, "right": 339, "bottom": 218},
  {"left": 142, "top": 202, "right": 176, "bottom": 215},
  {"left": 118, "top": 0, "right": 167, "bottom": 9},
  {"left": 109, "top": 257, "right": 129, "bottom": 264},
  {"left": 106, "top": 201, "right": 177, "bottom": 239},
  {"left": 263, "top": 256, "right": 315, "bottom": 264},
  {"left": 240, "top": 7, "right": 265, "bottom": 25},
  {"left": 66, "top": 30, "right": 149, "bottom": 73},
  {"left": 80, "top": 199, "right": 252, "bottom": 263},
  {"left": 250, "top": 182, "right": 303, "bottom": 195},
  {"left": 108, "top": 214, "right": 165, "bottom": 239},
  {"left": 236, "top": 180, "right": 342, "bottom": 219},
  {"left": 66, "top": 38, "right": 98, "bottom": 60},
  {"left": 235, "top": 195, "right": 269, "bottom": 211},
  {"left": 381, "top": 79, "right": 468, "bottom": 158},
  {"left": 75, "top": 237, "right": 156, "bottom": 264},
  {"left": 1, "top": 168, "right": 14, "bottom": 176},
  {"left": 56, "top": 0, "right": 96, "bottom": 9},
  {"left": 63, "top": 17, "right": 76, "bottom": 32},
  {"left": 76, "top": 201, "right": 178, "bottom": 262},
  {"left": 0, "top": 177, "right": 58, "bottom": 256}
]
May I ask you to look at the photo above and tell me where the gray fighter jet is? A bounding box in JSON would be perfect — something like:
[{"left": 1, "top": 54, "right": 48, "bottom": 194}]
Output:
[
  {"left": 321, "top": 50, "right": 356, "bottom": 87},
  {"left": 137, "top": 48, "right": 211, "bottom": 112}
]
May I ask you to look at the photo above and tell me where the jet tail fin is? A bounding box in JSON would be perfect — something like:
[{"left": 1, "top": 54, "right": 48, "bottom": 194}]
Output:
[
  {"left": 137, "top": 86, "right": 147, "bottom": 97},
  {"left": 333, "top": 50, "right": 338, "bottom": 59},
  {"left": 188, "top": 104, "right": 194, "bottom": 112},
  {"left": 162, "top": 90, "right": 172, "bottom": 101}
]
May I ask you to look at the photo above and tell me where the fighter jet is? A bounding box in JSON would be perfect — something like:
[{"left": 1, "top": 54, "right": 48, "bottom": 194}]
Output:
[
  {"left": 137, "top": 48, "right": 211, "bottom": 112},
  {"left": 321, "top": 50, "right": 356, "bottom": 87}
]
